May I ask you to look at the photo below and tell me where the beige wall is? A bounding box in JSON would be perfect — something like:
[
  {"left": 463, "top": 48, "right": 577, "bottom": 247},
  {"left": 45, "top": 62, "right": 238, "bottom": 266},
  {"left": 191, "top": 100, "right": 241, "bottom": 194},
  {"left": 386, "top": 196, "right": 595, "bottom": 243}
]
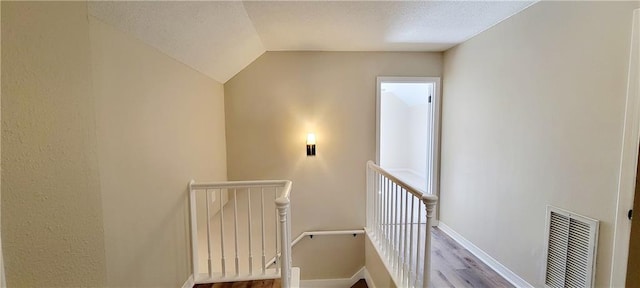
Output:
[
  {"left": 1, "top": 2, "right": 107, "bottom": 286},
  {"left": 365, "top": 235, "right": 396, "bottom": 288},
  {"left": 1, "top": 3, "right": 227, "bottom": 286},
  {"left": 90, "top": 18, "right": 227, "bottom": 287},
  {"left": 292, "top": 235, "right": 364, "bottom": 279},
  {"left": 441, "top": 1, "right": 640, "bottom": 286},
  {"left": 225, "top": 51, "right": 441, "bottom": 278},
  {"left": 225, "top": 52, "right": 442, "bottom": 234}
]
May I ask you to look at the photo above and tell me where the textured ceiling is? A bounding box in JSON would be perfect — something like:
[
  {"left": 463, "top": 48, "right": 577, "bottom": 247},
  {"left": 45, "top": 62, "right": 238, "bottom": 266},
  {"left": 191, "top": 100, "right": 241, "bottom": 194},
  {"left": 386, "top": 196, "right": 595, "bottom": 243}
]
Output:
[
  {"left": 243, "top": 1, "right": 535, "bottom": 51},
  {"left": 89, "top": 1, "right": 265, "bottom": 83},
  {"left": 89, "top": 1, "right": 536, "bottom": 83}
]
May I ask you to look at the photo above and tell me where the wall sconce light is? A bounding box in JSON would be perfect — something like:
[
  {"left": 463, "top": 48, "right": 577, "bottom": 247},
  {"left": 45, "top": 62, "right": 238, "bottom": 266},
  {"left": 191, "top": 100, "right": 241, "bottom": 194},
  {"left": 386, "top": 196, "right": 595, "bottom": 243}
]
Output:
[{"left": 306, "top": 133, "right": 316, "bottom": 156}]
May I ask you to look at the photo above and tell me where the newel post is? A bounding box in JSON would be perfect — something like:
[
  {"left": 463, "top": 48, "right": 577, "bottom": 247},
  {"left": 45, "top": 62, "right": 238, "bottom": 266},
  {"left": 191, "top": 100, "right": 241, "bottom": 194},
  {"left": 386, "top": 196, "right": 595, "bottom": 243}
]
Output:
[
  {"left": 421, "top": 194, "right": 438, "bottom": 288},
  {"left": 188, "top": 180, "right": 199, "bottom": 283},
  {"left": 275, "top": 197, "right": 291, "bottom": 288}
]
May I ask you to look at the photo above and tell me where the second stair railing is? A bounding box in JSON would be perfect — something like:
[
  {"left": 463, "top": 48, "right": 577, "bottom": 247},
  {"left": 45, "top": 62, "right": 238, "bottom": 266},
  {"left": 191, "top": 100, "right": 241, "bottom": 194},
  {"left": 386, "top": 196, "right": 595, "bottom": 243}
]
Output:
[
  {"left": 189, "top": 180, "right": 292, "bottom": 287},
  {"left": 366, "top": 161, "right": 438, "bottom": 288}
]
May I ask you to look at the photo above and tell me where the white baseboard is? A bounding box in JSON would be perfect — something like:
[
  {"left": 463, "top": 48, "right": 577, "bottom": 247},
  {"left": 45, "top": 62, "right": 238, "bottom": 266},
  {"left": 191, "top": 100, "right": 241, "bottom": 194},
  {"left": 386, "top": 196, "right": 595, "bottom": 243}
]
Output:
[
  {"left": 292, "top": 267, "right": 301, "bottom": 288},
  {"left": 181, "top": 274, "right": 194, "bottom": 288},
  {"left": 363, "top": 268, "right": 376, "bottom": 288},
  {"left": 437, "top": 222, "right": 534, "bottom": 288},
  {"left": 182, "top": 268, "right": 300, "bottom": 288},
  {"left": 299, "top": 266, "right": 365, "bottom": 288}
]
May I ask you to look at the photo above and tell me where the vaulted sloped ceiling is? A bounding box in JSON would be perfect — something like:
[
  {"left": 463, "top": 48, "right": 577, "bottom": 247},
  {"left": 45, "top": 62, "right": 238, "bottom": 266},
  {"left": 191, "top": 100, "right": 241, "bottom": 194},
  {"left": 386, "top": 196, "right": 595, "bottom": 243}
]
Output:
[
  {"left": 89, "top": 1, "right": 536, "bottom": 83},
  {"left": 89, "top": 1, "right": 265, "bottom": 83}
]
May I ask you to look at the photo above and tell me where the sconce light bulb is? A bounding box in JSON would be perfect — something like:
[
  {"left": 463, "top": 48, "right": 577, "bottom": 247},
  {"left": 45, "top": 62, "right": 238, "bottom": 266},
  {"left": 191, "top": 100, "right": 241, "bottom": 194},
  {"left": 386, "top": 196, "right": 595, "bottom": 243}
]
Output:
[{"left": 306, "top": 133, "right": 316, "bottom": 145}]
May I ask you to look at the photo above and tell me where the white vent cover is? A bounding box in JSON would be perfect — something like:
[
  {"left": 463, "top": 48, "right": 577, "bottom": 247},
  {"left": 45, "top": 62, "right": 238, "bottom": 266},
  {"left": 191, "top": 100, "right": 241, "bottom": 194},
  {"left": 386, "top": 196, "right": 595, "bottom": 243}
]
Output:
[{"left": 544, "top": 206, "right": 599, "bottom": 288}]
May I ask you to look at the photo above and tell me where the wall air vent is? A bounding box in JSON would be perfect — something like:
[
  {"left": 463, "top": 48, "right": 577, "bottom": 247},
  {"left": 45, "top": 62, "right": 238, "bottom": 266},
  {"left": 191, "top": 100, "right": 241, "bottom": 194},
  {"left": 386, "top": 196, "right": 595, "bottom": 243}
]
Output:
[{"left": 544, "top": 206, "right": 599, "bottom": 288}]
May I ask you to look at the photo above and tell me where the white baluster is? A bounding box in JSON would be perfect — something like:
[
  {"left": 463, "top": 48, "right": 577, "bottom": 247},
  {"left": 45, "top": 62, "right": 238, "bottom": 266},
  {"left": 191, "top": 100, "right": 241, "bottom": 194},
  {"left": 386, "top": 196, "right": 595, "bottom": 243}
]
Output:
[
  {"left": 233, "top": 188, "right": 239, "bottom": 276},
  {"left": 206, "top": 189, "right": 213, "bottom": 278},
  {"left": 188, "top": 181, "right": 199, "bottom": 282},
  {"left": 379, "top": 175, "right": 388, "bottom": 254},
  {"left": 366, "top": 164, "right": 372, "bottom": 229},
  {"left": 394, "top": 184, "right": 400, "bottom": 277},
  {"left": 391, "top": 178, "right": 396, "bottom": 258},
  {"left": 275, "top": 188, "right": 280, "bottom": 273},
  {"left": 379, "top": 172, "right": 383, "bottom": 241},
  {"left": 385, "top": 177, "right": 391, "bottom": 257},
  {"left": 248, "top": 188, "right": 253, "bottom": 275},
  {"left": 375, "top": 172, "right": 380, "bottom": 240},
  {"left": 391, "top": 181, "right": 396, "bottom": 267},
  {"left": 409, "top": 195, "right": 415, "bottom": 286},
  {"left": 261, "top": 188, "right": 266, "bottom": 274},
  {"left": 219, "top": 189, "right": 226, "bottom": 276},
  {"left": 394, "top": 184, "right": 398, "bottom": 275},
  {"left": 379, "top": 175, "right": 387, "bottom": 253},
  {"left": 415, "top": 201, "right": 422, "bottom": 288},
  {"left": 377, "top": 172, "right": 382, "bottom": 241},
  {"left": 395, "top": 184, "right": 400, "bottom": 275},
  {"left": 366, "top": 166, "right": 372, "bottom": 229},
  {"left": 403, "top": 188, "right": 409, "bottom": 285},
  {"left": 287, "top": 199, "right": 292, "bottom": 283}
]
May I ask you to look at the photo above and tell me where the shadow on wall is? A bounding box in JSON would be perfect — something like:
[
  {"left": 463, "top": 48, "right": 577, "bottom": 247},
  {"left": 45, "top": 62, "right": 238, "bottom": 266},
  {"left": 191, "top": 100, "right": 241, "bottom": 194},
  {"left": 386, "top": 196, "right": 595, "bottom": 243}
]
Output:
[
  {"left": 119, "top": 188, "right": 191, "bottom": 283},
  {"left": 292, "top": 234, "right": 365, "bottom": 280}
]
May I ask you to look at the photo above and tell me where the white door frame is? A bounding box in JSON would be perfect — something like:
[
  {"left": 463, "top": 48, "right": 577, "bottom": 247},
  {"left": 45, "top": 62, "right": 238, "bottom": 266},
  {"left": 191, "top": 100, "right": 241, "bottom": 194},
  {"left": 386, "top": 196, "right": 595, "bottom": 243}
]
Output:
[
  {"left": 375, "top": 76, "right": 442, "bottom": 201},
  {"left": 611, "top": 8, "right": 640, "bottom": 287}
]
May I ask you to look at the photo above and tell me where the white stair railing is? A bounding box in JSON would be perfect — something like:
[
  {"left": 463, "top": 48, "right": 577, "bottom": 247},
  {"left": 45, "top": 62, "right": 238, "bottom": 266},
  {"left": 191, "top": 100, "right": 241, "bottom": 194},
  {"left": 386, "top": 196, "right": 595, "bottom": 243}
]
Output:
[
  {"left": 189, "top": 180, "right": 292, "bottom": 287},
  {"left": 365, "top": 161, "right": 438, "bottom": 288}
]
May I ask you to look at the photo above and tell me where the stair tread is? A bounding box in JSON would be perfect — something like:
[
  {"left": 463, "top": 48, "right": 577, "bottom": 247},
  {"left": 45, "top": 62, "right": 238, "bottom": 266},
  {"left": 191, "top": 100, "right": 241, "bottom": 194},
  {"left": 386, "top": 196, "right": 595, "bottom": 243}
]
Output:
[{"left": 351, "top": 279, "right": 368, "bottom": 288}]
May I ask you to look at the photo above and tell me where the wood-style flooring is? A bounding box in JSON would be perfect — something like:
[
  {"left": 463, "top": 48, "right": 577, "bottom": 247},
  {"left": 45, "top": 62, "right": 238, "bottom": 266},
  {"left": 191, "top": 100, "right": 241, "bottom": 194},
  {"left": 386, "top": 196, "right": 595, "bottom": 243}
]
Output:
[
  {"left": 430, "top": 227, "right": 514, "bottom": 288},
  {"left": 194, "top": 227, "right": 513, "bottom": 288}
]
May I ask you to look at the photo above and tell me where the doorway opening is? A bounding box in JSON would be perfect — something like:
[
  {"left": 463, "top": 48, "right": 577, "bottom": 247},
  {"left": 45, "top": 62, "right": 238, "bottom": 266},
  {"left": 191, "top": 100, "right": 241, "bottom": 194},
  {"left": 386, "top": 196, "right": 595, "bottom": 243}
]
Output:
[{"left": 376, "top": 76, "right": 441, "bottom": 200}]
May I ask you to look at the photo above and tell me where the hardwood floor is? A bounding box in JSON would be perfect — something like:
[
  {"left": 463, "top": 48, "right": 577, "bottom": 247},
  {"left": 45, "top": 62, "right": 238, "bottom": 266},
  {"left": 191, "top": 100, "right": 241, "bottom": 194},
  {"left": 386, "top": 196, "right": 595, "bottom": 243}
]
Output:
[
  {"left": 195, "top": 227, "right": 513, "bottom": 288},
  {"left": 430, "top": 227, "right": 514, "bottom": 288}
]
